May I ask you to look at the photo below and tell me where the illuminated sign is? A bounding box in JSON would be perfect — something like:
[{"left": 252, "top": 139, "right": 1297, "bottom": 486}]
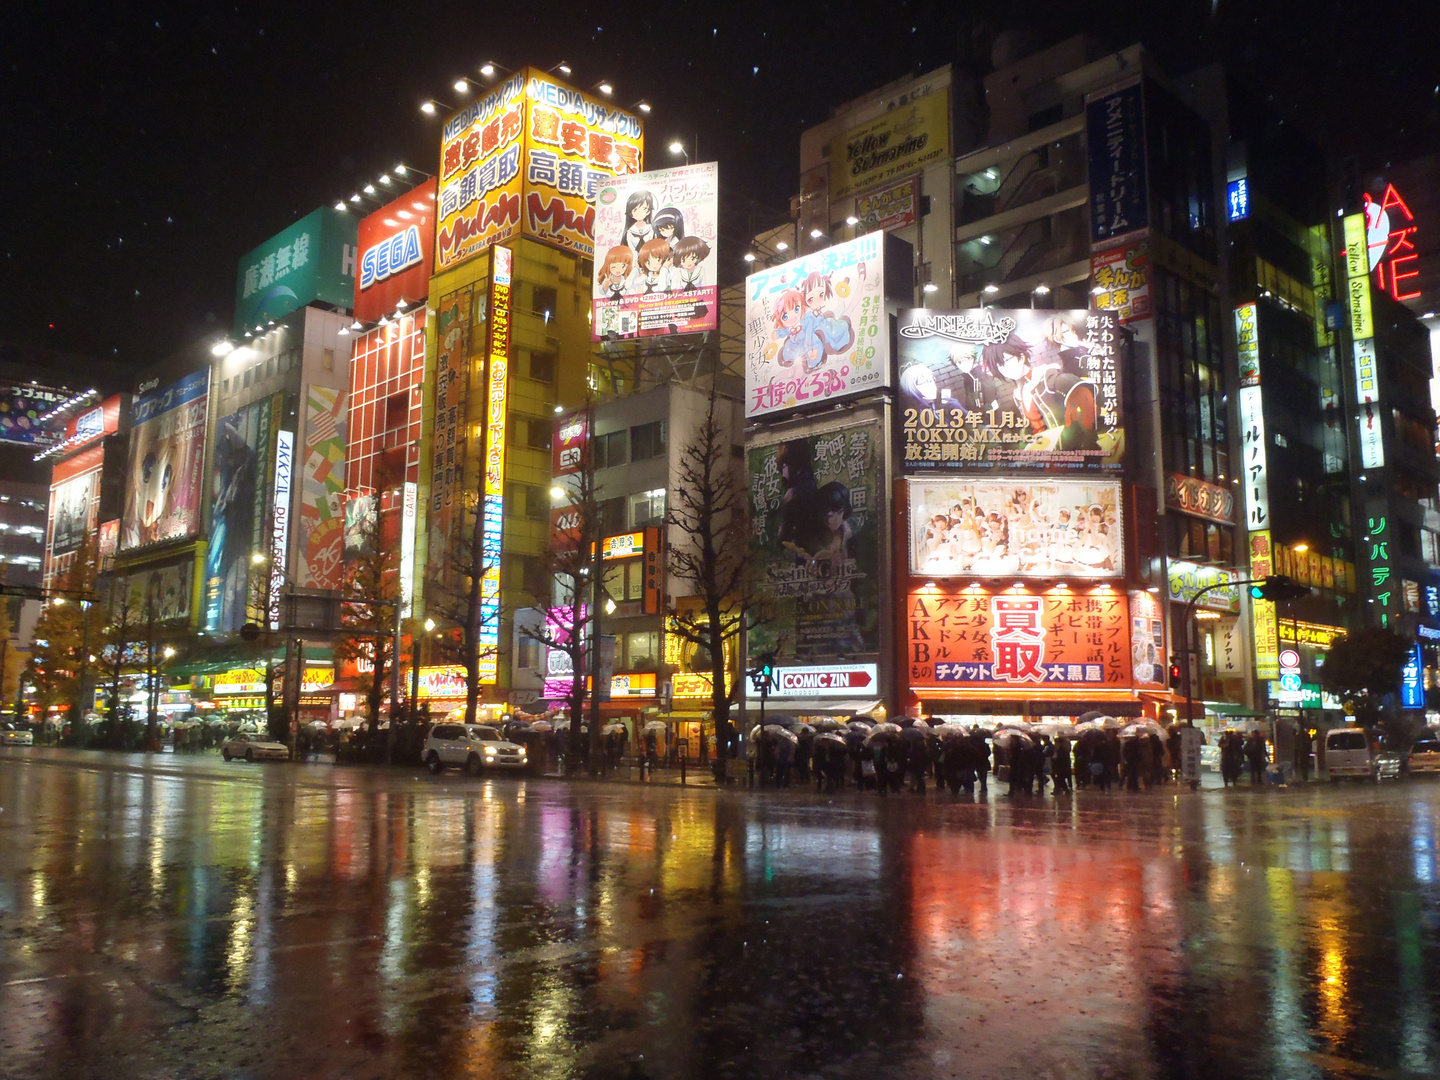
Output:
[
  {"left": 1238, "top": 385, "right": 1269, "bottom": 530},
  {"left": 478, "top": 246, "right": 512, "bottom": 683},
  {"left": 1167, "top": 560, "right": 1241, "bottom": 613},
  {"left": 1164, "top": 472, "right": 1235, "bottom": 525},
  {"left": 399, "top": 480, "right": 418, "bottom": 618},
  {"left": 607, "top": 672, "right": 656, "bottom": 698},
  {"left": 1277, "top": 621, "right": 1345, "bottom": 648},
  {"left": 417, "top": 665, "right": 468, "bottom": 699},
  {"left": 601, "top": 532, "right": 643, "bottom": 559},
  {"left": 234, "top": 207, "right": 357, "bottom": 335},
  {"left": 1249, "top": 530, "right": 1279, "bottom": 679},
  {"left": 552, "top": 411, "right": 588, "bottom": 476},
  {"left": 1402, "top": 644, "right": 1425, "bottom": 708},
  {"left": 1277, "top": 647, "right": 1303, "bottom": 704},
  {"left": 1344, "top": 213, "right": 1375, "bottom": 339},
  {"left": 1353, "top": 337, "right": 1383, "bottom": 468},
  {"left": 269, "top": 429, "right": 294, "bottom": 630},
  {"left": 906, "top": 585, "right": 1130, "bottom": 690},
  {"left": 354, "top": 179, "right": 436, "bottom": 323},
  {"left": 1226, "top": 177, "right": 1250, "bottom": 222},
  {"left": 1085, "top": 80, "right": 1149, "bottom": 246},
  {"left": 360, "top": 226, "right": 422, "bottom": 290},
  {"left": 829, "top": 71, "right": 950, "bottom": 201},
  {"left": 1234, "top": 303, "right": 1259, "bottom": 387},
  {"left": 672, "top": 672, "right": 713, "bottom": 699},
  {"left": 769, "top": 663, "right": 877, "bottom": 697},
  {"left": 1090, "top": 242, "right": 1151, "bottom": 324},
  {"left": 214, "top": 669, "right": 267, "bottom": 695},
  {"left": 300, "top": 668, "right": 334, "bottom": 693},
  {"left": 1365, "top": 184, "right": 1420, "bottom": 302}
]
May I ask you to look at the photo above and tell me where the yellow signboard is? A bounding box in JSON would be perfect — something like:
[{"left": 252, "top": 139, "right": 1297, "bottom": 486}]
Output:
[
  {"left": 1277, "top": 621, "right": 1344, "bottom": 649},
  {"left": 1343, "top": 212, "right": 1369, "bottom": 280},
  {"left": 672, "top": 672, "right": 713, "bottom": 700},
  {"left": 829, "top": 85, "right": 949, "bottom": 201},
  {"left": 1248, "top": 529, "right": 1279, "bottom": 679}
]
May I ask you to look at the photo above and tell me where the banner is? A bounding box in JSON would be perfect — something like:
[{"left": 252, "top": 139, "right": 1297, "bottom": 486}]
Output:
[
  {"left": 744, "top": 231, "right": 889, "bottom": 419},
  {"left": 0, "top": 383, "right": 74, "bottom": 448},
  {"left": 897, "top": 308, "right": 1122, "bottom": 469},
  {"left": 121, "top": 370, "right": 209, "bottom": 550},
  {"left": 854, "top": 177, "right": 918, "bottom": 233},
  {"left": 354, "top": 178, "right": 436, "bottom": 323},
  {"left": 297, "top": 385, "right": 346, "bottom": 590},
  {"left": 48, "top": 460, "right": 100, "bottom": 560},
  {"left": 829, "top": 73, "right": 950, "bottom": 201},
  {"left": 591, "top": 162, "right": 718, "bottom": 339},
  {"left": 436, "top": 73, "right": 526, "bottom": 270},
  {"left": 1090, "top": 241, "right": 1151, "bottom": 323},
  {"left": 204, "top": 395, "right": 280, "bottom": 634},
  {"left": 1086, "top": 80, "right": 1148, "bottom": 247},
  {"left": 907, "top": 477, "right": 1123, "bottom": 578},
  {"left": 1167, "top": 559, "right": 1241, "bottom": 613},
  {"left": 1128, "top": 589, "right": 1167, "bottom": 688},
  {"left": 747, "top": 420, "right": 881, "bottom": 664},
  {"left": 906, "top": 585, "right": 1131, "bottom": 689},
  {"left": 429, "top": 288, "right": 472, "bottom": 575}
]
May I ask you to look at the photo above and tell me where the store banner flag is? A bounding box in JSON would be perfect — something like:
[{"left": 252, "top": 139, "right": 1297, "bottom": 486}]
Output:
[
  {"left": 591, "top": 162, "right": 718, "bottom": 339},
  {"left": 897, "top": 308, "right": 1122, "bottom": 469}
]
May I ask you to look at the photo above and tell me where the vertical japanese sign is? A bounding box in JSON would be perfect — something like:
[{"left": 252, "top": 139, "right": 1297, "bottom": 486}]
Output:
[
  {"left": 1248, "top": 530, "right": 1279, "bottom": 679},
  {"left": 297, "top": 385, "right": 346, "bottom": 590},
  {"left": 436, "top": 74, "right": 526, "bottom": 271},
  {"left": 1086, "top": 80, "right": 1149, "bottom": 247},
  {"left": 478, "top": 246, "right": 512, "bottom": 683},
  {"left": 1238, "top": 385, "right": 1269, "bottom": 530},
  {"left": 552, "top": 411, "right": 588, "bottom": 476},
  {"left": 1365, "top": 184, "right": 1421, "bottom": 302},
  {"left": 1089, "top": 242, "right": 1151, "bottom": 323},
  {"left": 1128, "top": 589, "right": 1166, "bottom": 688},
  {"left": 1234, "top": 303, "right": 1260, "bottom": 387},
  {"left": 1345, "top": 212, "right": 1385, "bottom": 470},
  {"left": 905, "top": 586, "right": 1131, "bottom": 688},
  {"left": 269, "top": 429, "right": 294, "bottom": 630},
  {"left": 896, "top": 308, "right": 1123, "bottom": 469},
  {"left": 429, "top": 289, "right": 472, "bottom": 581},
  {"left": 747, "top": 420, "right": 881, "bottom": 666},
  {"left": 399, "top": 481, "right": 418, "bottom": 619},
  {"left": 744, "top": 232, "right": 889, "bottom": 419},
  {"left": 1364, "top": 501, "right": 1397, "bottom": 628},
  {"left": 1402, "top": 643, "right": 1425, "bottom": 708},
  {"left": 1226, "top": 177, "right": 1250, "bottom": 222},
  {"left": 121, "top": 370, "right": 209, "bottom": 550},
  {"left": 591, "top": 161, "right": 718, "bottom": 339}
]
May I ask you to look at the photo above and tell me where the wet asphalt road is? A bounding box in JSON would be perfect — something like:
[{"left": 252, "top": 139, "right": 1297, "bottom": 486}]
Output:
[{"left": 2, "top": 750, "right": 1440, "bottom": 1079}]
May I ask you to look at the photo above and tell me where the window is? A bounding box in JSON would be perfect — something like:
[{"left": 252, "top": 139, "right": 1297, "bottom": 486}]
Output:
[
  {"left": 265, "top": 357, "right": 275, "bottom": 380},
  {"left": 243, "top": 368, "right": 252, "bottom": 388},
  {"left": 630, "top": 420, "right": 667, "bottom": 461},
  {"left": 322, "top": 348, "right": 335, "bottom": 373},
  {"left": 532, "top": 285, "right": 558, "bottom": 316},
  {"left": 593, "top": 430, "right": 628, "bottom": 469},
  {"left": 626, "top": 631, "right": 659, "bottom": 669},
  {"left": 517, "top": 634, "right": 541, "bottom": 671},
  {"left": 525, "top": 415, "right": 551, "bottom": 450},
  {"left": 630, "top": 490, "right": 666, "bottom": 527},
  {"left": 506, "top": 482, "right": 548, "bottom": 520},
  {"left": 527, "top": 350, "right": 556, "bottom": 383}
]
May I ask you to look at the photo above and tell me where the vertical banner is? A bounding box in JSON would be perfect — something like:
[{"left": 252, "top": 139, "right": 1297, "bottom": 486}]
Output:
[
  {"left": 478, "top": 247, "right": 513, "bottom": 683},
  {"left": 429, "top": 290, "right": 472, "bottom": 580},
  {"left": 1238, "top": 385, "right": 1269, "bottom": 531},
  {"left": 1234, "top": 303, "right": 1260, "bottom": 387},
  {"left": 1086, "top": 80, "right": 1149, "bottom": 248},
  {"left": 269, "top": 429, "right": 294, "bottom": 630},
  {"left": 399, "top": 480, "right": 418, "bottom": 619},
  {"left": 1249, "top": 529, "right": 1278, "bottom": 679},
  {"left": 121, "top": 370, "right": 209, "bottom": 550},
  {"left": 204, "top": 395, "right": 277, "bottom": 633},
  {"left": 297, "top": 385, "right": 346, "bottom": 590}
]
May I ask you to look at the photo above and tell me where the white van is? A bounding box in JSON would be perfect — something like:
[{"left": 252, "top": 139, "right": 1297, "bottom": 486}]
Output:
[{"left": 1323, "top": 727, "right": 1391, "bottom": 780}]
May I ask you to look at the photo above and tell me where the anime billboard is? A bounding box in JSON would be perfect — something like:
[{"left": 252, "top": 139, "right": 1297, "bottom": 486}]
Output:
[
  {"left": 120, "top": 370, "right": 209, "bottom": 550},
  {"left": 203, "top": 396, "right": 280, "bottom": 634},
  {"left": 744, "top": 231, "right": 889, "bottom": 419},
  {"left": 297, "top": 385, "right": 346, "bottom": 591},
  {"left": 907, "top": 477, "right": 1123, "bottom": 579},
  {"left": 591, "top": 162, "right": 719, "bottom": 339},
  {"left": 747, "top": 419, "right": 881, "bottom": 665},
  {"left": 896, "top": 308, "right": 1122, "bottom": 470}
]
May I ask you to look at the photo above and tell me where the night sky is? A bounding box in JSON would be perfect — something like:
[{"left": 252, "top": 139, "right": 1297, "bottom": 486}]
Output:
[{"left": 5, "top": 1, "right": 1439, "bottom": 378}]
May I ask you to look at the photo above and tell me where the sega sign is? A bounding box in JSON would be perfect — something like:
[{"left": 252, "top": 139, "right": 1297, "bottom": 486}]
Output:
[
  {"left": 359, "top": 226, "right": 423, "bottom": 291},
  {"left": 352, "top": 177, "right": 436, "bottom": 323}
]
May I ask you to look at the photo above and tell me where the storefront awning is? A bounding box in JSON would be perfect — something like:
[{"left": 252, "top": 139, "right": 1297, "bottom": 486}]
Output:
[{"left": 1203, "top": 699, "right": 1265, "bottom": 718}]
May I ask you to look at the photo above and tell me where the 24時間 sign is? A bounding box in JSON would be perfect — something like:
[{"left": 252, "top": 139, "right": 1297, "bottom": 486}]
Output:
[
  {"left": 907, "top": 586, "right": 1131, "bottom": 689},
  {"left": 896, "top": 308, "right": 1122, "bottom": 469}
]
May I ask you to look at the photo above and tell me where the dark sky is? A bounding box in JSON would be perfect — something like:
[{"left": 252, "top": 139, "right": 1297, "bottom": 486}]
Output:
[{"left": 5, "top": 1, "right": 1439, "bottom": 377}]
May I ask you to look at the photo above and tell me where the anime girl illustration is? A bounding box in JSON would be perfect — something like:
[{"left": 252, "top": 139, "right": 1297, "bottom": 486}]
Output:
[
  {"left": 670, "top": 236, "right": 711, "bottom": 290},
  {"left": 775, "top": 438, "right": 821, "bottom": 557},
  {"left": 800, "top": 270, "right": 855, "bottom": 356},
  {"left": 771, "top": 271, "right": 855, "bottom": 372},
  {"left": 652, "top": 206, "right": 685, "bottom": 250},
  {"left": 623, "top": 189, "right": 656, "bottom": 254},
  {"left": 898, "top": 361, "right": 939, "bottom": 406},
  {"left": 598, "top": 245, "right": 634, "bottom": 299},
  {"left": 636, "top": 238, "right": 672, "bottom": 294}
]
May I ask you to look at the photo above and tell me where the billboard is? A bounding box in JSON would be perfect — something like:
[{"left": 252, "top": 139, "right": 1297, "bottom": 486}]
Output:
[
  {"left": 428, "top": 289, "right": 472, "bottom": 572},
  {"left": 1128, "top": 589, "right": 1167, "bottom": 689},
  {"left": 907, "top": 477, "right": 1123, "bottom": 579},
  {"left": 203, "top": 395, "right": 281, "bottom": 634},
  {"left": 296, "top": 385, "right": 346, "bottom": 590},
  {"left": 121, "top": 370, "right": 209, "bottom": 551},
  {"left": 234, "top": 207, "right": 357, "bottom": 335},
  {"left": 591, "top": 161, "right": 718, "bottom": 339},
  {"left": 354, "top": 178, "right": 436, "bottom": 323},
  {"left": 478, "top": 247, "right": 512, "bottom": 684},
  {"left": 1086, "top": 80, "right": 1149, "bottom": 247},
  {"left": 744, "top": 231, "right": 890, "bottom": 419},
  {"left": 1090, "top": 241, "right": 1151, "bottom": 324},
  {"left": 0, "top": 383, "right": 77, "bottom": 448},
  {"left": 747, "top": 419, "right": 881, "bottom": 665},
  {"left": 906, "top": 585, "right": 1131, "bottom": 690},
  {"left": 897, "top": 308, "right": 1122, "bottom": 469},
  {"left": 116, "top": 560, "right": 193, "bottom": 624},
  {"left": 44, "top": 443, "right": 103, "bottom": 588},
  {"left": 828, "top": 71, "right": 950, "bottom": 201},
  {"left": 436, "top": 68, "right": 644, "bottom": 272},
  {"left": 552, "top": 410, "right": 588, "bottom": 476},
  {"left": 854, "top": 177, "right": 918, "bottom": 234}
]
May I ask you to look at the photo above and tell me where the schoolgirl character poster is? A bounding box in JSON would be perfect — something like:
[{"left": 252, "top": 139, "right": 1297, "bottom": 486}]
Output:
[
  {"left": 592, "top": 162, "right": 718, "bottom": 340},
  {"left": 747, "top": 419, "right": 881, "bottom": 664},
  {"left": 744, "top": 231, "right": 889, "bottom": 419},
  {"left": 120, "top": 370, "right": 209, "bottom": 550}
]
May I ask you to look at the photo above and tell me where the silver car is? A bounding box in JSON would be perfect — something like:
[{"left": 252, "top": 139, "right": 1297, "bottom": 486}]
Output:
[
  {"left": 424, "top": 723, "right": 527, "bottom": 775},
  {"left": 221, "top": 733, "right": 289, "bottom": 762},
  {"left": 0, "top": 725, "right": 33, "bottom": 746}
]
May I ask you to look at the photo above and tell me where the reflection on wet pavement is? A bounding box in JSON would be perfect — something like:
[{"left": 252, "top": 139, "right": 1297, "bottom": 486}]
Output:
[{"left": 2, "top": 749, "right": 1439, "bottom": 1079}]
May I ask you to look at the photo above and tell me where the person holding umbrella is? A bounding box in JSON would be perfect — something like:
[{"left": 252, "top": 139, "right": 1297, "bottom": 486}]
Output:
[
  {"left": 1053, "top": 732, "right": 1073, "bottom": 793},
  {"left": 969, "top": 726, "right": 991, "bottom": 796}
]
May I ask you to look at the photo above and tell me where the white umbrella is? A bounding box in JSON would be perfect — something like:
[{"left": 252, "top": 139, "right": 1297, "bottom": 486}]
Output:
[
  {"left": 602, "top": 723, "right": 627, "bottom": 735},
  {"left": 762, "top": 724, "right": 799, "bottom": 743},
  {"left": 1119, "top": 720, "right": 1167, "bottom": 741},
  {"left": 643, "top": 720, "right": 667, "bottom": 734}
]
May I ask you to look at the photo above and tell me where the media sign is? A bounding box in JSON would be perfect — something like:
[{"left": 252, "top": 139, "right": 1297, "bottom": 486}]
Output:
[{"left": 353, "top": 178, "right": 436, "bottom": 323}]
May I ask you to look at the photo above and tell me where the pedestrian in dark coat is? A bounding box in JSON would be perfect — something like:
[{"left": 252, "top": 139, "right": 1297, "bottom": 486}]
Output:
[
  {"left": 1074, "top": 738, "right": 1092, "bottom": 789},
  {"left": 1053, "top": 735, "right": 1073, "bottom": 793},
  {"left": 908, "top": 737, "right": 929, "bottom": 794},
  {"left": 1147, "top": 733, "right": 1166, "bottom": 787},
  {"left": 1246, "top": 730, "right": 1268, "bottom": 785},
  {"left": 1122, "top": 737, "right": 1142, "bottom": 791},
  {"left": 971, "top": 730, "right": 991, "bottom": 794},
  {"left": 1009, "top": 739, "right": 1032, "bottom": 796}
]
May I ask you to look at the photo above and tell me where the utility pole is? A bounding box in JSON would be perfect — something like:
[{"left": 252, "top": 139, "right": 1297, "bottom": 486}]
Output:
[{"left": 586, "top": 522, "right": 605, "bottom": 775}]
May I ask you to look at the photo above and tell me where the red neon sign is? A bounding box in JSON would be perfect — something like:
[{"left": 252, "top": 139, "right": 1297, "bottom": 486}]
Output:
[{"left": 1366, "top": 184, "right": 1421, "bottom": 302}]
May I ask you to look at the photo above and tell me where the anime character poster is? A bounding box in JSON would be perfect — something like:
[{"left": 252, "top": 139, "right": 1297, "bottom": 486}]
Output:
[
  {"left": 120, "top": 370, "right": 209, "bottom": 550},
  {"left": 896, "top": 308, "right": 1122, "bottom": 470},
  {"left": 203, "top": 396, "right": 278, "bottom": 634},
  {"left": 591, "top": 162, "right": 719, "bottom": 340},
  {"left": 343, "top": 493, "right": 378, "bottom": 559},
  {"left": 747, "top": 420, "right": 881, "bottom": 664},
  {"left": 49, "top": 468, "right": 99, "bottom": 560},
  {"left": 118, "top": 560, "right": 193, "bottom": 624},
  {"left": 744, "top": 231, "right": 889, "bottom": 419},
  {"left": 297, "top": 385, "right": 346, "bottom": 590},
  {"left": 908, "top": 477, "right": 1123, "bottom": 579}
]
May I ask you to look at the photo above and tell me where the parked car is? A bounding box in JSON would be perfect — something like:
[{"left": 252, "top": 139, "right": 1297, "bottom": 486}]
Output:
[
  {"left": 1323, "top": 727, "right": 1397, "bottom": 781},
  {"left": 1409, "top": 738, "right": 1440, "bottom": 774},
  {"left": 424, "top": 723, "right": 527, "bottom": 775},
  {"left": 0, "top": 724, "right": 33, "bottom": 746},
  {"left": 221, "top": 733, "right": 289, "bottom": 762}
]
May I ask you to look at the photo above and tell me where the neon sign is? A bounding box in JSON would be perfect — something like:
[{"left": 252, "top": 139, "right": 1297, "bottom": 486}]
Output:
[
  {"left": 1365, "top": 184, "right": 1420, "bottom": 302},
  {"left": 478, "top": 246, "right": 512, "bottom": 684}
]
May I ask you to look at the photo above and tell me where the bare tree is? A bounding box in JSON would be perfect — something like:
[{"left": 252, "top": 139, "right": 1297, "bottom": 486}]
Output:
[
  {"left": 665, "top": 385, "right": 751, "bottom": 782},
  {"left": 101, "top": 577, "right": 142, "bottom": 748},
  {"left": 522, "top": 422, "right": 606, "bottom": 775},
  {"left": 337, "top": 503, "right": 400, "bottom": 755}
]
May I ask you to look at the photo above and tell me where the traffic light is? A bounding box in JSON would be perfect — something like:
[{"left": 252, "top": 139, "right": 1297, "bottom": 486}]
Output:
[
  {"left": 1249, "top": 575, "right": 1310, "bottom": 602},
  {"left": 760, "top": 652, "right": 775, "bottom": 683},
  {"left": 1168, "top": 654, "right": 1183, "bottom": 688}
]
